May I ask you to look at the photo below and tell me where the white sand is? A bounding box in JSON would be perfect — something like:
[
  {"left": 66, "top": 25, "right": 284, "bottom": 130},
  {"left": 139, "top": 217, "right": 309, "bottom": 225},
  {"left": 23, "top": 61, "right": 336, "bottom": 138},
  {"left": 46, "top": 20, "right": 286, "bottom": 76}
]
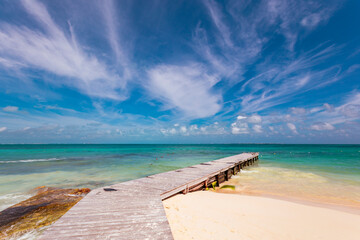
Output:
[{"left": 163, "top": 191, "right": 360, "bottom": 240}]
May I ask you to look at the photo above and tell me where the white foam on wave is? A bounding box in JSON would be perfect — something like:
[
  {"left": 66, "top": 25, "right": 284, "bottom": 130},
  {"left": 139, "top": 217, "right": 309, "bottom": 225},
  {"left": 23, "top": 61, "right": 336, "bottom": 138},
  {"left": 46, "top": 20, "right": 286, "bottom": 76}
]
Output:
[
  {"left": 0, "top": 193, "right": 33, "bottom": 211},
  {"left": 8, "top": 227, "right": 45, "bottom": 240},
  {"left": 240, "top": 169, "right": 259, "bottom": 173},
  {"left": 0, "top": 158, "right": 63, "bottom": 164}
]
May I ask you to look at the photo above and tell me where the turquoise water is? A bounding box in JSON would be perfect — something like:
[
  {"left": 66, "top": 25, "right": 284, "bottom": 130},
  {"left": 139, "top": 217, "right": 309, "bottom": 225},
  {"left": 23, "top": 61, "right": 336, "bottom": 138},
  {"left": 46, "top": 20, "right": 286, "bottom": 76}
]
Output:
[{"left": 1, "top": 144, "right": 360, "bottom": 210}]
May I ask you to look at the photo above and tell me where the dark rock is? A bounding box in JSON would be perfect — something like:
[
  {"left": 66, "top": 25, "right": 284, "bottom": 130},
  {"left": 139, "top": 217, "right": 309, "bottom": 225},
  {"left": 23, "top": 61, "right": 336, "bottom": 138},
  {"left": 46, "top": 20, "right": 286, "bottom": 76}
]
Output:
[{"left": 0, "top": 186, "right": 90, "bottom": 239}]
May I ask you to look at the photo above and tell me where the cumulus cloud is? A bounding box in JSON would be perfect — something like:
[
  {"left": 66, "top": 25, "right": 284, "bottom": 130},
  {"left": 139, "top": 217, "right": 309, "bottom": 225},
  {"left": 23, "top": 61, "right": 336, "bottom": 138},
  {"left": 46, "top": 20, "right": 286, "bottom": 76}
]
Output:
[
  {"left": 189, "top": 125, "right": 198, "bottom": 131},
  {"left": 268, "top": 126, "right": 279, "bottom": 134},
  {"left": 2, "top": 106, "right": 19, "bottom": 112},
  {"left": 231, "top": 122, "right": 249, "bottom": 134},
  {"left": 310, "top": 122, "right": 335, "bottom": 131},
  {"left": 231, "top": 114, "right": 263, "bottom": 134},
  {"left": 146, "top": 64, "right": 222, "bottom": 119},
  {"left": 247, "top": 114, "right": 262, "bottom": 123},
  {"left": 287, "top": 123, "right": 298, "bottom": 134},
  {"left": 252, "top": 124, "right": 262, "bottom": 133},
  {"left": 159, "top": 122, "right": 226, "bottom": 136},
  {"left": 180, "top": 126, "right": 187, "bottom": 133}
]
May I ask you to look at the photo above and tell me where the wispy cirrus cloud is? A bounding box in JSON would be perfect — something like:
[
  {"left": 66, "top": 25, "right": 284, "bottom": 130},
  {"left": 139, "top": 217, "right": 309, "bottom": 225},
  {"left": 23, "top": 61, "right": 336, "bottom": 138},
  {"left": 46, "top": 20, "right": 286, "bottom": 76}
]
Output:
[
  {"left": 2, "top": 106, "right": 19, "bottom": 112},
  {"left": 196, "top": 0, "right": 340, "bottom": 76},
  {"left": 101, "top": 0, "right": 133, "bottom": 81},
  {"left": 0, "top": 0, "right": 129, "bottom": 100},
  {"left": 195, "top": 0, "right": 343, "bottom": 114},
  {"left": 202, "top": 0, "right": 234, "bottom": 49},
  {"left": 311, "top": 92, "right": 360, "bottom": 125},
  {"left": 238, "top": 44, "right": 343, "bottom": 112}
]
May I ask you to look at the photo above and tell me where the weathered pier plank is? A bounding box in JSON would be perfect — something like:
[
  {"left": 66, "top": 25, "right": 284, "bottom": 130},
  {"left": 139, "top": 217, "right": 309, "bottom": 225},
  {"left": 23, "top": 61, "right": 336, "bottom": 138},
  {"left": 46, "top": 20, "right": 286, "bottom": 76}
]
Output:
[{"left": 40, "top": 152, "right": 259, "bottom": 240}]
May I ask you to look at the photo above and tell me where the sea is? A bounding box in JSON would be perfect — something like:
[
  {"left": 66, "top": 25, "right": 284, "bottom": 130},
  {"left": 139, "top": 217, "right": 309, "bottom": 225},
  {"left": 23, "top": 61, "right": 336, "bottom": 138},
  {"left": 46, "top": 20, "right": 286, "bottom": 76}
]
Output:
[{"left": 1, "top": 144, "right": 360, "bottom": 211}]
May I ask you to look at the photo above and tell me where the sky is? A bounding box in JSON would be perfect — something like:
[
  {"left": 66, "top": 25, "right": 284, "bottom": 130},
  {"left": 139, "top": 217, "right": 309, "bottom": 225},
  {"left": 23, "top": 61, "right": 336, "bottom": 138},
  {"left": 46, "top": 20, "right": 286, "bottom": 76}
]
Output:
[{"left": 0, "top": 0, "right": 359, "bottom": 144}]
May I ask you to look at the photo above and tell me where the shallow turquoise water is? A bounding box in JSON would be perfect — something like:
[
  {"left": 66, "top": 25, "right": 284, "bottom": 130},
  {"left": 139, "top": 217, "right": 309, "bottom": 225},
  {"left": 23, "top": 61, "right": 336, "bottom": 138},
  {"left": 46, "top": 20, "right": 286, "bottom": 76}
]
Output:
[{"left": 1, "top": 144, "right": 360, "bottom": 209}]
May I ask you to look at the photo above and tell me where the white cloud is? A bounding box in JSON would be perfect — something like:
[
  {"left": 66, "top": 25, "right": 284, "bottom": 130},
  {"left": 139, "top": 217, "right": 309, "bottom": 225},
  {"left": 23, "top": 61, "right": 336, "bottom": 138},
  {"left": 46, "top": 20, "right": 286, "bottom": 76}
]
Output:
[
  {"left": 189, "top": 125, "right": 198, "bottom": 131},
  {"left": 231, "top": 114, "right": 262, "bottom": 134},
  {"left": 2, "top": 106, "right": 19, "bottom": 112},
  {"left": 247, "top": 114, "right": 262, "bottom": 123},
  {"left": 235, "top": 114, "right": 261, "bottom": 123},
  {"left": 194, "top": 1, "right": 342, "bottom": 114},
  {"left": 203, "top": 0, "right": 233, "bottom": 48},
  {"left": 301, "top": 13, "right": 322, "bottom": 28},
  {"left": 231, "top": 122, "right": 249, "bottom": 134},
  {"left": 160, "top": 127, "right": 178, "bottom": 135},
  {"left": 310, "top": 106, "right": 323, "bottom": 113},
  {"left": 169, "top": 128, "right": 177, "bottom": 134},
  {"left": 180, "top": 126, "right": 187, "bottom": 133},
  {"left": 197, "top": 0, "right": 340, "bottom": 84},
  {"left": 287, "top": 123, "right": 298, "bottom": 134},
  {"left": 239, "top": 45, "right": 342, "bottom": 113},
  {"left": 268, "top": 126, "right": 279, "bottom": 134},
  {"left": 0, "top": 127, "right": 7, "bottom": 132},
  {"left": 253, "top": 124, "right": 262, "bottom": 133},
  {"left": 290, "top": 107, "right": 306, "bottom": 115},
  {"left": 337, "top": 93, "right": 360, "bottom": 118},
  {"left": 310, "top": 122, "right": 335, "bottom": 131},
  {"left": 101, "top": 0, "right": 132, "bottom": 81},
  {"left": 323, "top": 103, "right": 334, "bottom": 112},
  {"left": 159, "top": 122, "right": 226, "bottom": 136},
  {"left": 146, "top": 64, "right": 222, "bottom": 119},
  {"left": 236, "top": 115, "right": 247, "bottom": 120},
  {"left": 0, "top": 0, "right": 128, "bottom": 100}
]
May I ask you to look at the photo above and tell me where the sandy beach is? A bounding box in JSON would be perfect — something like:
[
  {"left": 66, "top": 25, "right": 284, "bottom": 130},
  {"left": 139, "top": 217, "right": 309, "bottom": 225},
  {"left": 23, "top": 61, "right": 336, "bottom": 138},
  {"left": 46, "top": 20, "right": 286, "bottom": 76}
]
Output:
[{"left": 163, "top": 191, "right": 360, "bottom": 240}]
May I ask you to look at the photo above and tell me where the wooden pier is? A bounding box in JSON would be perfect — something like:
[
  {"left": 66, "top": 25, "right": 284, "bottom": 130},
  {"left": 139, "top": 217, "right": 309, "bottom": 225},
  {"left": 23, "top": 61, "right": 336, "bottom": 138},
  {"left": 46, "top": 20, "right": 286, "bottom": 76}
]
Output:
[{"left": 40, "top": 152, "right": 259, "bottom": 239}]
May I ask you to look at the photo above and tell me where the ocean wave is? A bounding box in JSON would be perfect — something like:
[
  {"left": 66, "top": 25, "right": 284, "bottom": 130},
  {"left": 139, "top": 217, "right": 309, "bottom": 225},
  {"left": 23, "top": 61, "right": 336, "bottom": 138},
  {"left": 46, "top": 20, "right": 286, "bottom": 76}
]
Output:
[
  {"left": 0, "top": 193, "right": 33, "bottom": 211},
  {"left": 0, "top": 158, "right": 63, "bottom": 164},
  {"left": 240, "top": 169, "right": 259, "bottom": 173}
]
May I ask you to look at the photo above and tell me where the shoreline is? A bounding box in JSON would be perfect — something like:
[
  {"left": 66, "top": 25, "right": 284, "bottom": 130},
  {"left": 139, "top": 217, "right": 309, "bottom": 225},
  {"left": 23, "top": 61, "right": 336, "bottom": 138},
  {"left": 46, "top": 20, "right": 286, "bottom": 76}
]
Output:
[
  {"left": 163, "top": 191, "right": 360, "bottom": 240},
  {"left": 216, "top": 189, "right": 360, "bottom": 215}
]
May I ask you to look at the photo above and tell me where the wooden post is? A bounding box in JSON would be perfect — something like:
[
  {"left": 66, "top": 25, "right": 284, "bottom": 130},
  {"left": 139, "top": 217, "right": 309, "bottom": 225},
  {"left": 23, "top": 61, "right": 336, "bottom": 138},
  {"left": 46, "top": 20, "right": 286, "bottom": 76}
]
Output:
[
  {"left": 216, "top": 174, "right": 220, "bottom": 186},
  {"left": 183, "top": 185, "right": 189, "bottom": 194}
]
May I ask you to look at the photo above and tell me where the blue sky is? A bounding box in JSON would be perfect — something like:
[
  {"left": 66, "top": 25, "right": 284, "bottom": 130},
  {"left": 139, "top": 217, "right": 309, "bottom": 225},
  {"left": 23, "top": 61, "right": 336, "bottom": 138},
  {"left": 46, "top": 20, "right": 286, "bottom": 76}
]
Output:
[{"left": 0, "top": 0, "right": 359, "bottom": 144}]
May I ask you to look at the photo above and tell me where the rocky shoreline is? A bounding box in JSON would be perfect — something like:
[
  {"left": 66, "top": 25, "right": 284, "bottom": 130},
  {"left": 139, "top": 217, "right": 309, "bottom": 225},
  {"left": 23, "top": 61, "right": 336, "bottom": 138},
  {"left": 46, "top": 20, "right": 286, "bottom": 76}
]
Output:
[{"left": 0, "top": 186, "right": 90, "bottom": 239}]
